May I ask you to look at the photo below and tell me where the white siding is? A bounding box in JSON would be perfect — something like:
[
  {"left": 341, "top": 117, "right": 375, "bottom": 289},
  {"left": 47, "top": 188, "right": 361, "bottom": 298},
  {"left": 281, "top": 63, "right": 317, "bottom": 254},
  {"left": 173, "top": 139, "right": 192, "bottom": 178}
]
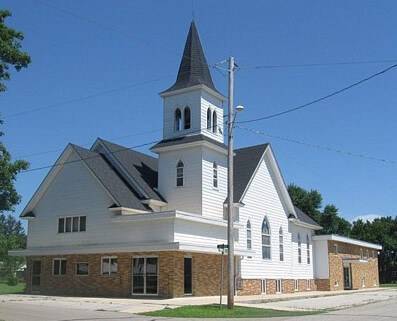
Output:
[
  {"left": 238, "top": 156, "right": 314, "bottom": 280},
  {"left": 313, "top": 239, "right": 329, "bottom": 279},
  {"left": 27, "top": 151, "right": 173, "bottom": 248},
  {"left": 162, "top": 88, "right": 224, "bottom": 143},
  {"left": 158, "top": 147, "right": 203, "bottom": 214},
  {"left": 201, "top": 148, "right": 227, "bottom": 220}
]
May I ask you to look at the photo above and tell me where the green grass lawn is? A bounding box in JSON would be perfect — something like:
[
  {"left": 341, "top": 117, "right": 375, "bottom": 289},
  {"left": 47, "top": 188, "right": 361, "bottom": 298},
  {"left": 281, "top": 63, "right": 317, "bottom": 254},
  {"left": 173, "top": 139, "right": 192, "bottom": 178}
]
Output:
[
  {"left": 0, "top": 282, "right": 25, "bottom": 295},
  {"left": 141, "top": 304, "right": 322, "bottom": 318},
  {"left": 380, "top": 283, "right": 397, "bottom": 288}
]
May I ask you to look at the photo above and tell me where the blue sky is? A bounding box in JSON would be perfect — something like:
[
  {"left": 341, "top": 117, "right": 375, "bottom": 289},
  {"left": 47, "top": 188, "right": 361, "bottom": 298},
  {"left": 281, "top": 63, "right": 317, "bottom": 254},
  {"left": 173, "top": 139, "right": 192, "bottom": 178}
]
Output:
[{"left": 2, "top": 0, "right": 397, "bottom": 228}]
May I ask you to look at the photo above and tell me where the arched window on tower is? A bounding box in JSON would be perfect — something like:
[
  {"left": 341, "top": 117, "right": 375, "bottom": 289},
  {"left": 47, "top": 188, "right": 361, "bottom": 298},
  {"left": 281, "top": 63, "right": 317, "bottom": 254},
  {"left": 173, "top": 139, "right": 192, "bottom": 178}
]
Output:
[
  {"left": 246, "top": 220, "right": 252, "bottom": 250},
  {"left": 212, "top": 110, "right": 218, "bottom": 133},
  {"left": 262, "top": 217, "right": 271, "bottom": 259},
  {"left": 279, "top": 226, "right": 284, "bottom": 261},
  {"left": 184, "top": 107, "right": 191, "bottom": 130},
  {"left": 176, "top": 160, "right": 184, "bottom": 187},
  {"left": 207, "top": 108, "right": 212, "bottom": 129},
  {"left": 174, "top": 108, "right": 182, "bottom": 132},
  {"left": 298, "top": 233, "right": 302, "bottom": 263}
]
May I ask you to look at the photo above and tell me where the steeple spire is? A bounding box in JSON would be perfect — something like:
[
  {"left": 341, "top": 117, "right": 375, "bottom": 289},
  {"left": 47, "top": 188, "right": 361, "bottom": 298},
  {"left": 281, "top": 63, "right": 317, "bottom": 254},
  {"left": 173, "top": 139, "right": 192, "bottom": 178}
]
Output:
[{"left": 162, "top": 21, "right": 219, "bottom": 95}]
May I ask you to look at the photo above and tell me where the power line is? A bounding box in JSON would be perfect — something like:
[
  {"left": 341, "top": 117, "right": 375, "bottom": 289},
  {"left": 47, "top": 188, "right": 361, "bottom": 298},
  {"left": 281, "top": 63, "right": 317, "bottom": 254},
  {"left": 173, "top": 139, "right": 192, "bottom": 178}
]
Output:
[
  {"left": 240, "top": 59, "right": 397, "bottom": 70},
  {"left": 19, "top": 123, "right": 227, "bottom": 174},
  {"left": 237, "top": 63, "right": 397, "bottom": 124},
  {"left": 235, "top": 124, "right": 397, "bottom": 165}
]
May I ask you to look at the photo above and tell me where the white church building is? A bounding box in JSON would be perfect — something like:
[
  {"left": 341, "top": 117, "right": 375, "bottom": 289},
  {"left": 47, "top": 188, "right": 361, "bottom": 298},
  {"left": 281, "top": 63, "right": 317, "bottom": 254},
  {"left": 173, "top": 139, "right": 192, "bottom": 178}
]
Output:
[{"left": 11, "top": 21, "right": 381, "bottom": 297}]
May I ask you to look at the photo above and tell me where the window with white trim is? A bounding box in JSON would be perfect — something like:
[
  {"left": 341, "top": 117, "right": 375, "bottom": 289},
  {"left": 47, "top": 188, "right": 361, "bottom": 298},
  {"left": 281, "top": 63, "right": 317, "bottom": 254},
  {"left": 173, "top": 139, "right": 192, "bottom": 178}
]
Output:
[
  {"left": 262, "top": 217, "right": 271, "bottom": 259},
  {"left": 76, "top": 263, "right": 88, "bottom": 275},
  {"left": 58, "top": 216, "right": 86, "bottom": 233},
  {"left": 101, "top": 256, "right": 118, "bottom": 276},
  {"left": 246, "top": 220, "right": 252, "bottom": 250},
  {"left": 297, "top": 233, "right": 302, "bottom": 264},
  {"left": 207, "top": 108, "right": 212, "bottom": 129},
  {"left": 306, "top": 279, "right": 311, "bottom": 290},
  {"left": 53, "top": 258, "right": 67, "bottom": 275},
  {"left": 176, "top": 160, "right": 184, "bottom": 187},
  {"left": 212, "top": 110, "right": 218, "bottom": 133},
  {"left": 360, "top": 248, "right": 364, "bottom": 260},
  {"left": 213, "top": 162, "right": 218, "bottom": 188},
  {"left": 294, "top": 279, "right": 299, "bottom": 291},
  {"left": 279, "top": 226, "right": 284, "bottom": 261},
  {"left": 132, "top": 257, "right": 159, "bottom": 295},
  {"left": 174, "top": 108, "right": 182, "bottom": 131},
  {"left": 306, "top": 234, "right": 311, "bottom": 264},
  {"left": 184, "top": 107, "right": 191, "bottom": 129}
]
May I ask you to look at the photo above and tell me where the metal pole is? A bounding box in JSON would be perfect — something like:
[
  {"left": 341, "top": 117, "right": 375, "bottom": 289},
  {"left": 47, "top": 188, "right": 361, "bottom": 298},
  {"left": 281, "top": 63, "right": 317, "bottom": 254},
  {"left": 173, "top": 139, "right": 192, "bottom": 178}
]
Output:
[
  {"left": 220, "top": 250, "right": 224, "bottom": 308},
  {"left": 227, "top": 56, "right": 235, "bottom": 309}
]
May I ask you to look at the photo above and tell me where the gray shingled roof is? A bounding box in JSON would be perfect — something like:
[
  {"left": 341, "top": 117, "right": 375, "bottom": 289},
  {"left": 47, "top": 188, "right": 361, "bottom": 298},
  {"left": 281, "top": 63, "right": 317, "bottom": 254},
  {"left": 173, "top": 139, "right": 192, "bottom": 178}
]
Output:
[
  {"left": 71, "top": 144, "right": 149, "bottom": 211},
  {"left": 294, "top": 206, "right": 321, "bottom": 227},
  {"left": 151, "top": 134, "right": 227, "bottom": 150},
  {"left": 93, "top": 139, "right": 164, "bottom": 202},
  {"left": 233, "top": 144, "right": 269, "bottom": 202},
  {"left": 162, "top": 21, "right": 220, "bottom": 95}
]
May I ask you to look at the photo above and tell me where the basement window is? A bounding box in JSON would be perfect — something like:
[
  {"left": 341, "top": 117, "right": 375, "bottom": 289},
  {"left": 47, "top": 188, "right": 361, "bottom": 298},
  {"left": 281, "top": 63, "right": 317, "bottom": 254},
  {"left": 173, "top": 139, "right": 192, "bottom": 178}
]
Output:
[
  {"left": 294, "top": 279, "right": 299, "bottom": 291},
  {"left": 276, "top": 279, "right": 282, "bottom": 293}
]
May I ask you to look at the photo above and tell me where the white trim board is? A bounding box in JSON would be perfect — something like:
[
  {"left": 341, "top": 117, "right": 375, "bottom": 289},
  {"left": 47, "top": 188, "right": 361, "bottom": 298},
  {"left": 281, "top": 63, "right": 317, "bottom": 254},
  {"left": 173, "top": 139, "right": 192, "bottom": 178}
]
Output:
[{"left": 312, "top": 234, "right": 382, "bottom": 250}]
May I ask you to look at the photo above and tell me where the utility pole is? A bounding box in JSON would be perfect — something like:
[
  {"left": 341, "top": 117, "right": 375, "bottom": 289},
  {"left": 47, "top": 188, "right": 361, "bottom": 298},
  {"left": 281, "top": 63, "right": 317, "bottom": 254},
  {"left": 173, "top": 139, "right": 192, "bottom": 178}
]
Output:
[{"left": 227, "top": 56, "right": 235, "bottom": 309}]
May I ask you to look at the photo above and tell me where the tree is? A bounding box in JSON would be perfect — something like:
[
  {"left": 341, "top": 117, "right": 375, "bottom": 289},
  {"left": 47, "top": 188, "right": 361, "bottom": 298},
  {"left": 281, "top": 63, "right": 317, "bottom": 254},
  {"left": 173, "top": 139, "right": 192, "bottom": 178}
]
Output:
[
  {"left": 318, "top": 204, "right": 351, "bottom": 236},
  {"left": 0, "top": 9, "right": 31, "bottom": 92},
  {"left": 287, "top": 184, "right": 322, "bottom": 222}
]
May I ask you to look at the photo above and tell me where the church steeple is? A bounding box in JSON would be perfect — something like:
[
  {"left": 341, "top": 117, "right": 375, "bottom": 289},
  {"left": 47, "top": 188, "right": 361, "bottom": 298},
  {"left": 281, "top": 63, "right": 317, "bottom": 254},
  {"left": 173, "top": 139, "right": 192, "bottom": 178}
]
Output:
[{"left": 162, "top": 21, "right": 219, "bottom": 95}]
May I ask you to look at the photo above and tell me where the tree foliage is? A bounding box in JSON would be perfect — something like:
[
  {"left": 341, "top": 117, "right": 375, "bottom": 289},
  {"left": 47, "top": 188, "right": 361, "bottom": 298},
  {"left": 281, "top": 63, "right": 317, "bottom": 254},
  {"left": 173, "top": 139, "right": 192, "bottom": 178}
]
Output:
[{"left": 0, "top": 9, "right": 31, "bottom": 92}]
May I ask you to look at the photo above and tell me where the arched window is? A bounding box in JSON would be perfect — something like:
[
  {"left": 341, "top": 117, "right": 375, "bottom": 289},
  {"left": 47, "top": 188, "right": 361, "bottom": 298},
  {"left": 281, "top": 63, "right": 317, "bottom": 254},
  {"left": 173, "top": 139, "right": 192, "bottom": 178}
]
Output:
[
  {"left": 213, "top": 162, "right": 218, "bottom": 188},
  {"left": 184, "top": 107, "right": 191, "bottom": 130},
  {"left": 306, "top": 234, "right": 310, "bottom": 264},
  {"left": 212, "top": 111, "right": 218, "bottom": 133},
  {"left": 262, "top": 217, "right": 271, "bottom": 259},
  {"left": 246, "top": 220, "right": 252, "bottom": 250},
  {"left": 279, "top": 227, "right": 284, "bottom": 261},
  {"left": 297, "top": 233, "right": 302, "bottom": 263},
  {"left": 176, "top": 160, "right": 184, "bottom": 187},
  {"left": 174, "top": 109, "right": 182, "bottom": 132},
  {"left": 207, "top": 108, "right": 212, "bottom": 129}
]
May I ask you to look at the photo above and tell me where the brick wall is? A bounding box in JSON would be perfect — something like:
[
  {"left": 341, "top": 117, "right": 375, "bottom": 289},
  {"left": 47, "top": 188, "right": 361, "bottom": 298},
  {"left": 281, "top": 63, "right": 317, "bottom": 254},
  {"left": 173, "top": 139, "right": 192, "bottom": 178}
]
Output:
[
  {"left": 237, "top": 278, "right": 316, "bottom": 296},
  {"left": 25, "top": 251, "right": 228, "bottom": 298}
]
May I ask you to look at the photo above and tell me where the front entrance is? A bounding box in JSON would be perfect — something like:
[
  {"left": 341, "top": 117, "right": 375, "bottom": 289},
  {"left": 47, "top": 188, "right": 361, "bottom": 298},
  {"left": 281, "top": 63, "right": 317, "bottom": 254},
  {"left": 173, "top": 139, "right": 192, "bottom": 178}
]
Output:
[
  {"left": 31, "top": 260, "right": 41, "bottom": 292},
  {"left": 132, "top": 257, "right": 158, "bottom": 295},
  {"left": 343, "top": 264, "right": 352, "bottom": 289},
  {"left": 184, "top": 257, "right": 192, "bottom": 295}
]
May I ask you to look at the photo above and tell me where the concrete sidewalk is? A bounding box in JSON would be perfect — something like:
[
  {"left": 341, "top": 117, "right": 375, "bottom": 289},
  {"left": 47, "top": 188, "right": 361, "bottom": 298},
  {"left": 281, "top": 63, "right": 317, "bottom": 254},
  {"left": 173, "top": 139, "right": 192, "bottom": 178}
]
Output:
[{"left": 1, "top": 287, "right": 395, "bottom": 314}]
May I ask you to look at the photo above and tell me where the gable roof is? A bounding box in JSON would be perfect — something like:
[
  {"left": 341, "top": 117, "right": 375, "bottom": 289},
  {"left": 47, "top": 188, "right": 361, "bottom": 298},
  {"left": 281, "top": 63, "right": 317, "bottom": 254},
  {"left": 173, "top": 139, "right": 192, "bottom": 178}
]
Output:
[
  {"left": 92, "top": 139, "right": 164, "bottom": 202},
  {"left": 233, "top": 144, "right": 269, "bottom": 202},
  {"left": 161, "top": 21, "right": 220, "bottom": 95},
  {"left": 71, "top": 144, "right": 149, "bottom": 211},
  {"left": 293, "top": 206, "right": 321, "bottom": 228}
]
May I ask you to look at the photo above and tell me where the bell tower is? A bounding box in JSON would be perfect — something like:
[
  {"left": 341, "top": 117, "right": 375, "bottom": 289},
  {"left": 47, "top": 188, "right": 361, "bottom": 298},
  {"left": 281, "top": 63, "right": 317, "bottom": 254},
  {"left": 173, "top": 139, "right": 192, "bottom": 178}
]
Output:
[{"left": 151, "top": 21, "right": 227, "bottom": 218}]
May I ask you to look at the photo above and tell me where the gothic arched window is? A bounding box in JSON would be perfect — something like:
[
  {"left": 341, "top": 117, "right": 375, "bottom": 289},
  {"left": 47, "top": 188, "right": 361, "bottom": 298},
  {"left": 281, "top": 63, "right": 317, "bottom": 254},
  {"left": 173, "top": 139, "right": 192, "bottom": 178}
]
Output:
[
  {"left": 176, "top": 160, "right": 184, "bottom": 187},
  {"left": 174, "top": 108, "right": 182, "bottom": 132},
  {"left": 279, "top": 226, "right": 284, "bottom": 261},
  {"left": 246, "top": 220, "right": 252, "bottom": 250},
  {"left": 298, "top": 233, "right": 302, "bottom": 263},
  {"left": 212, "top": 110, "right": 218, "bottom": 133},
  {"left": 262, "top": 217, "right": 271, "bottom": 259},
  {"left": 207, "top": 108, "right": 212, "bottom": 129},
  {"left": 306, "top": 234, "right": 311, "bottom": 264},
  {"left": 184, "top": 107, "right": 191, "bottom": 130}
]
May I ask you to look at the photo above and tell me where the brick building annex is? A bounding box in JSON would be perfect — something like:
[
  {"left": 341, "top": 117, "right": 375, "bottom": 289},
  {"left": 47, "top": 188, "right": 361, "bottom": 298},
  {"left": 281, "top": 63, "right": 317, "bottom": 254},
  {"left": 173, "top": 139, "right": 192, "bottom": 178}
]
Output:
[{"left": 10, "top": 22, "right": 381, "bottom": 298}]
